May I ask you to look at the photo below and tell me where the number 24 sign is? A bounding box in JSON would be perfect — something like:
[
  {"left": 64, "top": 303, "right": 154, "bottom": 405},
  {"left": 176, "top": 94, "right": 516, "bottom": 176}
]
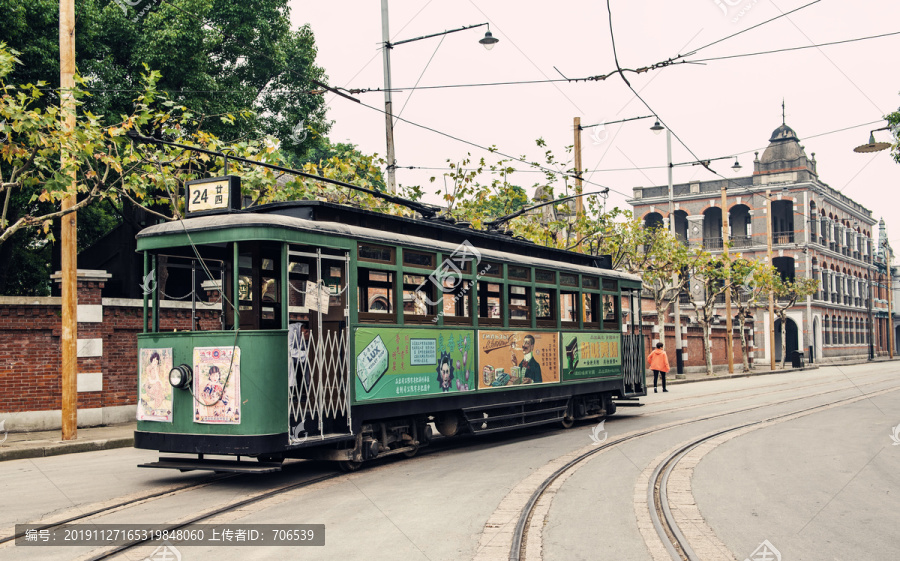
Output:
[{"left": 185, "top": 176, "right": 241, "bottom": 216}]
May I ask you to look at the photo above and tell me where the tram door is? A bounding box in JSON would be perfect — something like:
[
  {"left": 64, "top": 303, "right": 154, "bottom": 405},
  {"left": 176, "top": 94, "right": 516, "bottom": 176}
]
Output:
[
  {"left": 621, "top": 288, "right": 646, "bottom": 396},
  {"left": 287, "top": 246, "right": 351, "bottom": 443}
]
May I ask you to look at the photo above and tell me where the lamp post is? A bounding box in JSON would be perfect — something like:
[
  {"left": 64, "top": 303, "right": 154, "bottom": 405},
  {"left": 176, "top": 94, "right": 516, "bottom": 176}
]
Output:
[
  {"left": 381, "top": 1, "right": 498, "bottom": 193},
  {"left": 852, "top": 125, "right": 893, "bottom": 359}
]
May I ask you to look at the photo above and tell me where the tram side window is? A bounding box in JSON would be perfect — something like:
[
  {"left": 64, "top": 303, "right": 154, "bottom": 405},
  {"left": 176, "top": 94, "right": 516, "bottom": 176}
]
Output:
[
  {"left": 583, "top": 293, "right": 600, "bottom": 329},
  {"left": 560, "top": 291, "right": 579, "bottom": 326},
  {"left": 442, "top": 278, "right": 473, "bottom": 325},
  {"left": 603, "top": 293, "right": 619, "bottom": 330},
  {"left": 358, "top": 269, "right": 395, "bottom": 323},
  {"left": 509, "top": 285, "right": 531, "bottom": 326},
  {"left": 403, "top": 274, "right": 435, "bottom": 323},
  {"left": 536, "top": 288, "right": 557, "bottom": 327},
  {"left": 478, "top": 281, "right": 503, "bottom": 326}
]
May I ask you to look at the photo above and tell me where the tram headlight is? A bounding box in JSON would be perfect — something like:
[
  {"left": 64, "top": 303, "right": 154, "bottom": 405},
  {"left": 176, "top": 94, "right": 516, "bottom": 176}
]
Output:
[{"left": 168, "top": 364, "right": 192, "bottom": 389}]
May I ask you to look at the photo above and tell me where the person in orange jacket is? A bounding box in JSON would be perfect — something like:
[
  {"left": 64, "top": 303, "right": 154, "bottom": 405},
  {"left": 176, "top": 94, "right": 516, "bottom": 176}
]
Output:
[{"left": 648, "top": 342, "right": 670, "bottom": 393}]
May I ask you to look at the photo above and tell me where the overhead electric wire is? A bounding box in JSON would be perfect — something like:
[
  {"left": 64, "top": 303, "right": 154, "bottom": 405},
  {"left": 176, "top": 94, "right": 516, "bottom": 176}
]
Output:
[
  {"left": 687, "top": 30, "right": 900, "bottom": 64},
  {"left": 603, "top": 0, "right": 884, "bottom": 237}
]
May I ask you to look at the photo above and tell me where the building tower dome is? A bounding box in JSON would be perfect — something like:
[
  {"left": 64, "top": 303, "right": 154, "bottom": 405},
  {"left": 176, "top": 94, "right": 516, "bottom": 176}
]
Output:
[{"left": 753, "top": 120, "right": 817, "bottom": 182}]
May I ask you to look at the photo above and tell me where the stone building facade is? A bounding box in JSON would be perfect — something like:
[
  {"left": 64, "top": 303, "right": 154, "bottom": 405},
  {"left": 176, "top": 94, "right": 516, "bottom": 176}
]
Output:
[{"left": 628, "top": 122, "right": 894, "bottom": 365}]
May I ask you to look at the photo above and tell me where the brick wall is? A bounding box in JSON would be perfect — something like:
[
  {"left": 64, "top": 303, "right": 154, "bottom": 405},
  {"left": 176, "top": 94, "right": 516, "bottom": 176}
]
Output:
[{"left": 0, "top": 271, "right": 221, "bottom": 428}]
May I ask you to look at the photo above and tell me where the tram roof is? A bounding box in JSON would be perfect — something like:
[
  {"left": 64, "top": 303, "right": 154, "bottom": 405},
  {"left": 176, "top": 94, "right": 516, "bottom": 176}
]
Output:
[{"left": 137, "top": 201, "right": 641, "bottom": 283}]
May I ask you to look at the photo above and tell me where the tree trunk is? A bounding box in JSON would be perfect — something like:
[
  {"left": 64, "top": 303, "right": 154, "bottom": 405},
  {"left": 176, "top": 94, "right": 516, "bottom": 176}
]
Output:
[
  {"left": 701, "top": 321, "right": 713, "bottom": 375},
  {"left": 656, "top": 309, "right": 667, "bottom": 350},
  {"left": 778, "top": 314, "right": 787, "bottom": 370},
  {"left": 737, "top": 314, "right": 750, "bottom": 372}
]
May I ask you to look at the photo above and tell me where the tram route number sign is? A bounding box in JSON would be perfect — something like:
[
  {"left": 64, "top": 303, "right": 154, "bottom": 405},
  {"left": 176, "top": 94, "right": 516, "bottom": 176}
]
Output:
[{"left": 185, "top": 175, "right": 241, "bottom": 216}]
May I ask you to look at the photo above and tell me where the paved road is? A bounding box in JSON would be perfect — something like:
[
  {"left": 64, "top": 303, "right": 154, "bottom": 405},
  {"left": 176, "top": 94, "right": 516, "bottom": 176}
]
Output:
[{"left": 1, "top": 362, "right": 898, "bottom": 561}]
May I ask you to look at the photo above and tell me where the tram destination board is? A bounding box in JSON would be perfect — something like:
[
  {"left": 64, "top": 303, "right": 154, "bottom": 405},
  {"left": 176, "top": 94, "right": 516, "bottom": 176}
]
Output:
[
  {"left": 185, "top": 175, "right": 241, "bottom": 216},
  {"left": 15, "top": 524, "right": 325, "bottom": 546}
]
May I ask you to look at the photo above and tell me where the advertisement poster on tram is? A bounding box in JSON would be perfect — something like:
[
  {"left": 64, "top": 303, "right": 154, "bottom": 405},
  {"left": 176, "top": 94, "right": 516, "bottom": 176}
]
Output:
[
  {"left": 354, "top": 328, "right": 475, "bottom": 401},
  {"left": 476, "top": 331, "right": 560, "bottom": 389},
  {"left": 193, "top": 346, "right": 241, "bottom": 424},
  {"left": 137, "top": 348, "right": 173, "bottom": 422},
  {"left": 561, "top": 332, "right": 621, "bottom": 381}
]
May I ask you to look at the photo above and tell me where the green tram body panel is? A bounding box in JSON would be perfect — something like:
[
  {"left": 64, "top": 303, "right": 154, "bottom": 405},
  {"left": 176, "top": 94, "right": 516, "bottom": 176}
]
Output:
[
  {"left": 137, "top": 331, "right": 288, "bottom": 436},
  {"left": 134, "top": 202, "right": 644, "bottom": 445}
]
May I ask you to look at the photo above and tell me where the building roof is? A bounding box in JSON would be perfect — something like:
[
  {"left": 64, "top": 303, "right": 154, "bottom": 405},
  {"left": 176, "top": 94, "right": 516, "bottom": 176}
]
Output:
[{"left": 759, "top": 123, "right": 807, "bottom": 165}]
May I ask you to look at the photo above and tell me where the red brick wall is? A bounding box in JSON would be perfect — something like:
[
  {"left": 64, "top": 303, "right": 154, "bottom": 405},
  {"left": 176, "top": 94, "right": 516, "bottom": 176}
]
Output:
[{"left": 0, "top": 281, "right": 220, "bottom": 414}]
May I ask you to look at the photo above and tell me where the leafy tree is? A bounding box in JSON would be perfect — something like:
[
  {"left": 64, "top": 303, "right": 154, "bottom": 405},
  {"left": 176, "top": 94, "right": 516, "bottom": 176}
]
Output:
[
  {"left": 764, "top": 274, "right": 819, "bottom": 368},
  {"left": 729, "top": 258, "right": 775, "bottom": 372},
  {"left": 684, "top": 250, "right": 737, "bottom": 375},
  {"left": 640, "top": 229, "right": 693, "bottom": 350}
]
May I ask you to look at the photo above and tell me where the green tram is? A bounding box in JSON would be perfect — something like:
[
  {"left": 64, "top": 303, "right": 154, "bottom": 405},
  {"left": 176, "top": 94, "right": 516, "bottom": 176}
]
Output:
[{"left": 135, "top": 199, "right": 645, "bottom": 472}]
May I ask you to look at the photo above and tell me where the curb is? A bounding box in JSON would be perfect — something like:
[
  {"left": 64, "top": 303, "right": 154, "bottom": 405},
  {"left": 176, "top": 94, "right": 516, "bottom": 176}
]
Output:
[
  {"left": 0, "top": 436, "right": 134, "bottom": 462},
  {"left": 665, "top": 356, "right": 899, "bottom": 386}
]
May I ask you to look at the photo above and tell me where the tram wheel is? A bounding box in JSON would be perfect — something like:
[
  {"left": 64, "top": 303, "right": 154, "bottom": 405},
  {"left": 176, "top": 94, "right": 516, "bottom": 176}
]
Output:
[
  {"left": 402, "top": 444, "right": 419, "bottom": 458},
  {"left": 337, "top": 460, "right": 363, "bottom": 473},
  {"left": 560, "top": 416, "right": 575, "bottom": 429}
]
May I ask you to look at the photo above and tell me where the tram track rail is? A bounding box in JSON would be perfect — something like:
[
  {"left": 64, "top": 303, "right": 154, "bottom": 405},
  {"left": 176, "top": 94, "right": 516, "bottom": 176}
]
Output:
[
  {"left": 507, "top": 374, "right": 900, "bottom": 561},
  {"left": 0, "top": 473, "right": 239, "bottom": 546}
]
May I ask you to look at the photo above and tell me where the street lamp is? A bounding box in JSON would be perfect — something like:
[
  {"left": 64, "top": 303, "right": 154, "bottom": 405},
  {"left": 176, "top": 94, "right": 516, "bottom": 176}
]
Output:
[
  {"left": 853, "top": 126, "right": 892, "bottom": 153},
  {"left": 381, "top": 1, "right": 499, "bottom": 192}
]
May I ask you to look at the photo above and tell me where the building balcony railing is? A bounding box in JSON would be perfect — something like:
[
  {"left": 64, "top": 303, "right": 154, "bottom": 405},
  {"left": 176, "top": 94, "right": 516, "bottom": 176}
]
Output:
[
  {"left": 730, "top": 235, "right": 753, "bottom": 248},
  {"left": 703, "top": 237, "right": 723, "bottom": 250},
  {"left": 773, "top": 231, "right": 794, "bottom": 244}
]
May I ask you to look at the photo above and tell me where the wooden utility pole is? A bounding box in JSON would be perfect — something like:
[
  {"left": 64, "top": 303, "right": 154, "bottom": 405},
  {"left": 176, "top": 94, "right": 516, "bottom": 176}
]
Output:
[
  {"left": 766, "top": 189, "right": 776, "bottom": 370},
  {"left": 60, "top": 0, "right": 78, "bottom": 440},
  {"left": 722, "top": 186, "right": 734, "bottom": 373},
  {"left": 572, "top": 117, "right": 584, "bottom": 246},
  {"left": 574, "top": 117, "right": 583, "bottom": 219}
]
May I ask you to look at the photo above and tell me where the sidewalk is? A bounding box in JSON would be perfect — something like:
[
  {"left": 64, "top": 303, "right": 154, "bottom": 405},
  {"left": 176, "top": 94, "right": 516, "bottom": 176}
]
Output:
[
  {"left": 0, "top": 422, "right": 135, "bottom": 462},
  {"left": 1, "top": 356, "right": 896, "bottom": 462}
]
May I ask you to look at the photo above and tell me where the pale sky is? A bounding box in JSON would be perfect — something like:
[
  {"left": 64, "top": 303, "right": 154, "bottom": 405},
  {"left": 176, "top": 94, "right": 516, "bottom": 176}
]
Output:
[{"left": 292, "top": 0, "right": 900, "bottom": 245}]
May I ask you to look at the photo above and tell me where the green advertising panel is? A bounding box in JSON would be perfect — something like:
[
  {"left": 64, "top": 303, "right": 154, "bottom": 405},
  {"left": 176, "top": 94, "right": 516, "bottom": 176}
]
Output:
[
  {"left": 354, "top": 328, "right": 476, "bottom": 402},
  {"left": 561, "top": 332, "right": 622, "bottom": 381}
]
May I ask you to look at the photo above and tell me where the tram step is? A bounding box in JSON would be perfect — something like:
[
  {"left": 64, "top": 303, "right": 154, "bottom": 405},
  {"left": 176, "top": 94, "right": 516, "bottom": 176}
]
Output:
[{"left": 138, "top": 456, "right": 283, "bottom": 474}]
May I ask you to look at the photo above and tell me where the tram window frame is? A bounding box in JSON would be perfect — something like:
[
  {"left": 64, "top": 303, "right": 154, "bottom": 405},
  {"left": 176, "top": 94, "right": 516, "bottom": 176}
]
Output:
[
  {"left": 535, "top": 269, "right": 556, "bottom": 284},
  {"left": 402, "top": 273, "right": 436, "bottom": 324},
  {"left": 508, "top": 284, "right": 532, "bottom": 327},
  {"left": 233, "top": 241, "right": 283, "bottom": 331},
  {"left": 358, "top": 268, "right": 396, "bottom": 323},
  {"left": 602, "top": 292, "right": 619, "bottom": 331},
  {"left": 582, "top": 292, "right": 600, "bottom": 329},
  {"left": 560, "top": 273, "right": 579, "bottom": 287},
  {"left": 480, "top": 261, "right": 502, "bottom": 278},
  {"left": 441, "top": 278, "right": 474, "bottom": 326},
  {"left": 477, "top": 281, "right": 504, "bottom": 326},
  {"left": 535, "top": 287, "right": 557, "bottom": 328},
  {"left": 583, "top": 275, "right": 599, "bottom": 290},
  {"left": 508, "top": 265, "right": 531, "bottom": 282},
  {"left": 358, "top": 243, "right": 395, "bottom": 264},
  {"left": 402, "top": 249, "right": 436, "bottom": 270},
  {"left": 560, "top": 291, "right": 579, "bottom": 327}
]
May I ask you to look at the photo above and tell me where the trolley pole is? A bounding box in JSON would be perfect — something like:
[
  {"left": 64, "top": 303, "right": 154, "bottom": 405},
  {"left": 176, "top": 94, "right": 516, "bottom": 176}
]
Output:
[
  {"left": 721, "top": 185, "right": 734, "bottom": 373},
  {"left": 767, "top": 189, "right": 776, "bottom": 370},
  {"left": 60, "top": 0, "right": 78, "bottom": 440}
]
